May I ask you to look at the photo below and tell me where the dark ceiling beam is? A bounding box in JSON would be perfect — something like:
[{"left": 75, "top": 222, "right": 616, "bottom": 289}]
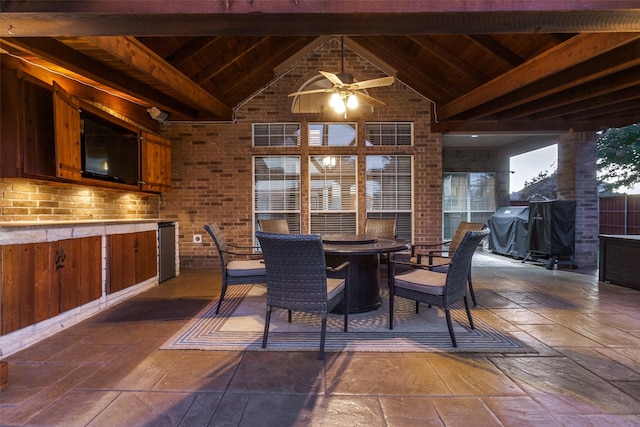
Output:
[
  {"left": 191, "top": 37, "right": 267, "bottom": 85},
  {"left": 439, "top": 33, "right": 640, "bottom": 121},
  {"left": 3, "top": 8, "right": 640, "bottom": 37},
  {"left": 407, "top": 35, "right": 490, "bottom": 85},
  {"left": 432, "top": 119, "right": 595, "bottom": 133},
  {"left": 462, "top": 40, "right": 640, "bottom": 121},
  {"left": 4, "top": 1, "right": 638, "bottom": 14},
  {"left": 465, "top": 35, "right": 524, "bottom": 68},
  {"left": 0, "top": 37, "right": 201, "bottom": 119},
  {"left": 86, "top": 36, "right": 232, "bottom": 119}
]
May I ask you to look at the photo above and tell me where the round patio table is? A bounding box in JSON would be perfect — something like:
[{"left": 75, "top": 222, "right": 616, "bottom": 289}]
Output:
[{"left": 322, "top": 234, "right": 409, "bottom": 314}]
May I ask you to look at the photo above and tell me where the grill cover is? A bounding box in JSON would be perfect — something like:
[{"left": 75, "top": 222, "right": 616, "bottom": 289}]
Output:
[
  {"left": 488, "top": 206, "right": 529, "bottom": 258},
  {"left": 528, "top": 200, "right": 576, "bottom": 256}
]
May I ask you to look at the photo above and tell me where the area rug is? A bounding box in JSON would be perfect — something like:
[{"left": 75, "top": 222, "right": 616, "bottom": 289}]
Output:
[{"left": 161, "top": 284, "right": 534, "bottom": 354}]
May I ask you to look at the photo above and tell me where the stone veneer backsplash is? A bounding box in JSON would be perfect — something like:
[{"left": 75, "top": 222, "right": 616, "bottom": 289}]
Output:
[{"left": 0, "top": 178, "right": 160, "bottom": 222}]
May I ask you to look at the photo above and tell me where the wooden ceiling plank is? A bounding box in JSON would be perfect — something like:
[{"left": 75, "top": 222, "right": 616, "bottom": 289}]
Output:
[
  {"left": 439, "top": 33, "right": 640, "bottom": 120},
  {"left": 560, "top": 100, "right": 640, "bottom": 123},
  {"left": 462, "top": 40, "right": 640, "bottom": 121},
  {"left": 528, "top": 86, "right": 640, "bottom": 122},
  {"left": 352, "top": 36, "right": 460, "bottom": 103},
  {"left": 191, "top": 37, "right": 268, "bottom": 85},
  {"left": 497, "top": 69, "right": 640, "bottom": 121},
  {"left": 0, "top": 37, "right": 200, "bottom": 118},
  {"left": 87, "top": 36, "right": 232, "bottom": 119},
  {"left": 163, "top": 36, "right": 222, "bottom": 68},
  {"left": 407, "top": 35, "right": 490, "bottom": 85},
  {"left": 466, "top": 35, "right": 525, "bottom": 67}
]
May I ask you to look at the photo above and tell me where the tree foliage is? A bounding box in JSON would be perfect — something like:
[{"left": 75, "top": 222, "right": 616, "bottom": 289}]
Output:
[{"left": 597, "top": 123, "right": 640, "bottom": 192}]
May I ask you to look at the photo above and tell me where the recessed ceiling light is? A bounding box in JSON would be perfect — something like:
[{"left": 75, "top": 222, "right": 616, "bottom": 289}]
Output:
[{"left": 471, "top": 134, "right": 479, "bottom": 138}]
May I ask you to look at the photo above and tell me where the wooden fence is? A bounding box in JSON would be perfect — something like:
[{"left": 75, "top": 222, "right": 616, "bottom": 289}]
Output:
[{"left": 599, "top": 195, "right": 640, "bottom": 235}]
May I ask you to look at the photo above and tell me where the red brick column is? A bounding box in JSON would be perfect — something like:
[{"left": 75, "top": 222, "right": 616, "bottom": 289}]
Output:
[{"left": 557, "top": 131, "right": 599, "bottom": 268}]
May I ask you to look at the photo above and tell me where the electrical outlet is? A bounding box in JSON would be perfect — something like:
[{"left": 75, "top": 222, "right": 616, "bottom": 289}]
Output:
[{"left": 193, "top": 234, "right": 202, "bottom": 245}]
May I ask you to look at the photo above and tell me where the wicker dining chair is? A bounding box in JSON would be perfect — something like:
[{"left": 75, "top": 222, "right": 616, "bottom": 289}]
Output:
[
  {"left": 388, "top": 228, "right": 490, "bottom": 347},
  {"left": 410, "top": 221, "right": 486, "bottom": 306},
  {"left": 204, "top": 223, "right": 267, "bottom": 314},
  {"left": 364, "top": 218, "right": 397, "bottom": 269},
  {"left": 255, "top": 231, "right": 349, "bottom": 360},
  {"left": 258, "top": 218, "right": 290, "bottom": 234},
  {"left": 364, "top": 218, "right": 397, "bottom": 239}
]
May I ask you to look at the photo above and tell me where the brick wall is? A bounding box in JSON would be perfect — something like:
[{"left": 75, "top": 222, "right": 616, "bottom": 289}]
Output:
[
  {"left": 0, "top": 178, "right": 159, "bottom": 222},
  {"left": 160, "top": 38, "right": 442, "bottom": 269}
]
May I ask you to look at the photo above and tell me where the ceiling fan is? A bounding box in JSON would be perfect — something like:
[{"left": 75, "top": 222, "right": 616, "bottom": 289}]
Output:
[{"left": 288, "top": 36, "right": 395, "bottom": 115}]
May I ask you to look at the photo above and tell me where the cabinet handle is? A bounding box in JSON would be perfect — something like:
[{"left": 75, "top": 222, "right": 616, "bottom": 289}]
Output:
[
  {"left": 134, "top": 238, "right": 139, "bottom": 253},
  {"left": 55, "top": 249, "right": 66, "bottom": 270}
]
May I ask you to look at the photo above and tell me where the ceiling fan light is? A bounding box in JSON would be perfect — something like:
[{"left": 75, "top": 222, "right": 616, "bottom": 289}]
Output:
[
  {"left": 334, "top": 99, "right": 346, "bottom": 114},
  {"left": 329, "top": 92, "right": 341, "bottom": 108},
  {"left": 347, "top": 93, "right": 358, "bottom": 109}
]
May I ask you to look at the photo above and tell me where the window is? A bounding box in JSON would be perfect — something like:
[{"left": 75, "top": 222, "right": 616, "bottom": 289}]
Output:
[
  {"left": 442, "top": 172, "right": 495, "bottom": 240},
  {"left": 366, "top": 155, "right": 413, "bottom": 241},
  {"left": 254, "top": 156, "right": 301, "bottom": 234},
  {"left": 308, "top": 123, "right": 356, "bottom": 146},
  {"left": 309, "top": 155, "right": 357, "bottom": 234},
  {"left": 253, "top": 123, "right": 300, "bottom": 147},
  {"left": 365, "top": 122, "right": 412, "bottom": 146}
]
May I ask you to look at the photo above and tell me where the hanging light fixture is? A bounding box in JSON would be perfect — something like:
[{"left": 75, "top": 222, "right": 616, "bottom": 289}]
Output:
[{"left": 346, "top": 92, "right": 358, "bottom": 109}]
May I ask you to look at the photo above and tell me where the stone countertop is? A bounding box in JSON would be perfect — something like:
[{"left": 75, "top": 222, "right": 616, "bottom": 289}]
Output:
[{"left": 0, "top": 219, "right": 170, "bottom": 230}]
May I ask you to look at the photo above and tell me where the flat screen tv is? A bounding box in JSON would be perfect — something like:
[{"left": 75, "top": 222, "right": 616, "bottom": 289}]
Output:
[{"left": 81, "top": 110, "right": 140, "bottom": 185}]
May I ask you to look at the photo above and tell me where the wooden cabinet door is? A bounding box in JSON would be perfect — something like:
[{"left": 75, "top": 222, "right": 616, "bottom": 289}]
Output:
[
  {"left": 135, "top": 230, "right": 158, "bottom": 283},
  {"left": 1, "top": 243, "right": 56, "bottom": 335},
  {"left": 141, "top": 132, "right": 171, "bottom": 193},
  {"left": 58, "top": 236, "right": 102, "bottom": 313},
  {"left": 53, "top": 82, "right": 82, "bottom": 181},
  {"left": 107, "top": 233, "right": 137, "bottom": 294}
]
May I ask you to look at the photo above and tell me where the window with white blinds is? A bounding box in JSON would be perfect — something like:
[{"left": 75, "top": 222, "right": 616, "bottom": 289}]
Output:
[
  {"left": 254, "top": 156, "right": 301, "bottom": 234},
  {"left": 365, "top": 122, "right": 413, "bottom": 146},
  {"left": 309, "top": 155, "right": 357, "bottom": 234},
  {"left": 253, "top": 123, "right": 300, "bottom": 147},
  {"left": 308, "top": 123, "right": 356, "bottom": 146},
  {"left": 366, "top": 155, "right": 413, "bottom": 241},
  {"left": 443, "top": 172, "right": 495, "bottom": 240}
]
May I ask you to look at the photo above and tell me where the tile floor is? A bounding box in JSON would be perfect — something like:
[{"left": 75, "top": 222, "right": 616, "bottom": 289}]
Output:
[{"left": 1, "top": 253, "right": 640, "bottom": 426}]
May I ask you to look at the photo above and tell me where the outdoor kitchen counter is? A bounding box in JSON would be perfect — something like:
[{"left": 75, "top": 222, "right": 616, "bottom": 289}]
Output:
[
  {"left": 599, "top": 234, "right": 640, "bottom": 291},
  {"left": 0, "top": 219, "right": 165, "bottom": 245}
]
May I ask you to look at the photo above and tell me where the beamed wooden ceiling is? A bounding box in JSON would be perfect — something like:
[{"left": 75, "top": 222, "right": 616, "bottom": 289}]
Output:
[{"left": 1, "top": 1, "right": 640, "bottom": 134}]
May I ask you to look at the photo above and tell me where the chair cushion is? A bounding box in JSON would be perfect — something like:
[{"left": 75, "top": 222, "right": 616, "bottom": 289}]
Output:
[
  {"left": 227, "top": 259, "right": 266, "bottom": 276},
  {"left": 394, "top": 269, "right": 447, "bottom": 295},
  {"left": 326, "top": 278, "right": 346, "bottom": 300}
]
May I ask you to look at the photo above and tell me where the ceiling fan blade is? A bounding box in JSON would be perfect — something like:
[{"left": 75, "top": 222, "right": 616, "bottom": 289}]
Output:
[
  {"left": 320, "top": 71, "right": 345, "bottom": 87},
  {"left": 288, "top": 88, "right": 333, "bottom": 97},
  {"left": 348, "top": 76, "right": 395, "bottom": 90},
  {"left": 354, "top": 91, "right": 386, "bottom": 107}
]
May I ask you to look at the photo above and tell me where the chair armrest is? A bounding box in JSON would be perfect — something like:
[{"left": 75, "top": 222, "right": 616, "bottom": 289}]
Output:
[
  {"left": 228, "top": 243, "right": 261, "bottom": 250},
  {"left": 410, "top": 241, "right": 451, "bottom": 256},
  {"left": 221, "top": 248, "right": 263, "bottom": 259},
  {"left": 389, "top": 259, "right": 449, "bottom": 270},
  {"left": 427, "top": 250, "right": 449, "bottom": 257},
  {"left": 327, "top": 261, "right": 349, "bottom": 274}
]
